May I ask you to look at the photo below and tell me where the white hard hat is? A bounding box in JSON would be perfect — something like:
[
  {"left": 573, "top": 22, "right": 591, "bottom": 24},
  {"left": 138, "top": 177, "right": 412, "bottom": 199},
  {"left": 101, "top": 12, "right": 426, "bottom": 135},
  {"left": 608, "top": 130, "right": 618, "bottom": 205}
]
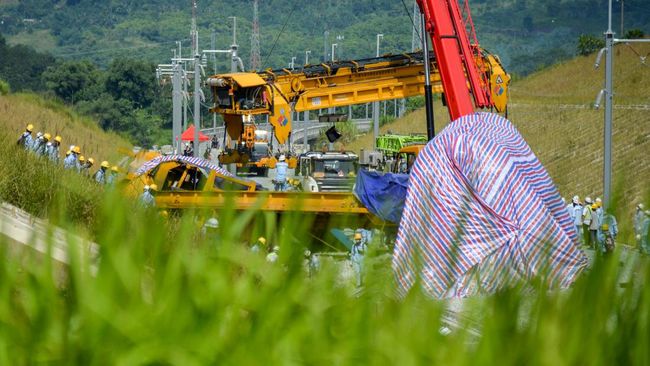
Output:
[
  {"left": 273, "top": 246, "right": 280, "bottom": 252},
  {"left": 36, "top": 132, "right": 43, "bottom": 137},
  {"left": 572, "top": 195, "right": 579, "bottom": 204},
  {"left": 638, "top": 203, "right": 645, "bottom": 210},
  {"left": 585, "top": 197, "right": 593, "bottom": 204},
  {"left": 204, "top": 218, "right": 219, "bottom": 228},
  {"left": 144, "top": 185, "right": 150, "bottom": 191},
  {"left": 596, "top": 197, "right": 602, "bottom": 203},
  {"left": 279, "top": 154, "right": 286, "bottom": 162},
  {"left": 304, "top": 249, "right": 311, "bottom": 257}
]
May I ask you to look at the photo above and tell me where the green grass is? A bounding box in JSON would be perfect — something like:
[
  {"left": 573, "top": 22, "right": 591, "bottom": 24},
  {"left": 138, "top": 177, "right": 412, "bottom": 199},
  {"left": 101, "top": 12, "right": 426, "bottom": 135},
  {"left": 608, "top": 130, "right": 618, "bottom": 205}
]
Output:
[{"left": 0, "top": 188, "right": 649, "bottom": 364}]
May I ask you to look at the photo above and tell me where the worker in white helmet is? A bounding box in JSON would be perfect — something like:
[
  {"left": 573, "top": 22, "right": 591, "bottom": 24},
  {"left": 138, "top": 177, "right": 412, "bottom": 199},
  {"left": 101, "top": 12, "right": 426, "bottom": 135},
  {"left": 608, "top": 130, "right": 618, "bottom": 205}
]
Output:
[
  {"left": 266, "top": 246, "right": 280, "bottom": 263},
  {"left": 274, "top": 154, "right": 289, "bottom": 192},
  {"left": 139, "top": 184, "right": 157, "bottom": 208},
  {"left": 568, "top": 195, "right": 583, "bottom": 243}
]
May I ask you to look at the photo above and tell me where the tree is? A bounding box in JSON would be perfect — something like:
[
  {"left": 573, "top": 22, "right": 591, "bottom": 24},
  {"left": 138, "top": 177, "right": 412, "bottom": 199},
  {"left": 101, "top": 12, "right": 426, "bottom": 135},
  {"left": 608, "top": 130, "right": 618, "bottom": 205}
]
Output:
[
  {"left": 577, "top": 34, "right": 605, "bottom": 56},
  {"left": 105, "top": 59, "right": 156, "bottom": 109},
  {"left": 42, "top": 60, "right": 102, "bottom": 104},
  {"left": 624, "top": 29, "right": 644, "bottom": 39}
]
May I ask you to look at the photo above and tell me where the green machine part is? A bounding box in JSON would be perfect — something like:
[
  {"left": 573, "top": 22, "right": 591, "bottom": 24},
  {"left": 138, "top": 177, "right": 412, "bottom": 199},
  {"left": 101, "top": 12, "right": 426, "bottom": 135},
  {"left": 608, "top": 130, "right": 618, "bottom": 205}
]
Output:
[{"left": 375, "top": 134, "right": 428, "bottom": 154}]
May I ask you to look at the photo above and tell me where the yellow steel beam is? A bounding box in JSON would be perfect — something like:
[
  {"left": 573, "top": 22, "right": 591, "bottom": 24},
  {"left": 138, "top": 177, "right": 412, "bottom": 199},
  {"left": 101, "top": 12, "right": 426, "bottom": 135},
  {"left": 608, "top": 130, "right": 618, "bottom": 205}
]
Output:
[{"left": 154, "top": 191, "right": 369, "bottom": 214}]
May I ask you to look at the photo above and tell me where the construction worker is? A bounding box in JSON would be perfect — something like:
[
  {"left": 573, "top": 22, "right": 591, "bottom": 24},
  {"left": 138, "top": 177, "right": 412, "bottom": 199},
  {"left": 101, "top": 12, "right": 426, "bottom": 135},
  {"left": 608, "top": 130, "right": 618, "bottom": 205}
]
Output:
[
  {"left": 64, "top": 146, "right": 81, "bottom": 170},
  {"left": 635, "top": 204, "right": 646, "bottom": 249},
  {"left": 266, "top": 246, "right": 280, "bottom": 263},
  {"left": 46, "top": 135, "right": 62, "bottom": 163},
  {"left": 582, "top": 197, "right": 593, "bottom": 248},
  {"left": 638, "top": 210, "right": 650, "bottom": 255},
  {"left": 77, "top": 156, "right": 86, "bottom": 173},
  {"left": 351, "top": 231, "right": 366, "bottom": 287},
  {"left": 139, "top": 184, "right": 156, "bottom": 208},
  {"left": 588, "top": 201, "right": 600, "bottom": 249},
  {"left": 251, "top": 236, "right": 267, "bottom": 253},
  {"left": 30, "top": 132, "right": 45, "bottom": 154},
  {"left": 202, "top": 217, "right": 220, "bottom": 242},
  {"left": 567, "top": 196, "right": 583, "bottom": 242},
  {"left": 36, "top": 133, "right": 50, "bottom": 156},
  {"left": 274, "top": 154, "right": 289, "bottom": 192},
  {"left": 79, "top": 157, "right": 94, "bottom": 176},
  {"left": 17, "top": 124, "right": 34, "bottom": 149},
  {"left": 106, "top": 166, "right": 119, "bottom": 186},
  {"left": 93, "top": 161, "right": 109, "bottom": 184},
  {"left": 599, "top": 211, "right": 618, "bottom": 251}
]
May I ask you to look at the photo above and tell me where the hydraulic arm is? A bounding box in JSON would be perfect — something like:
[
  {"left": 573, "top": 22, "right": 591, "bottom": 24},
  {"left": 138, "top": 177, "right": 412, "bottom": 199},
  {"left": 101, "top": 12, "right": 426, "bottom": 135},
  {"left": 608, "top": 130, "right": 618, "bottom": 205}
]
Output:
[{"left": 207, "top": 49, "right": 508, "bottom": 146}]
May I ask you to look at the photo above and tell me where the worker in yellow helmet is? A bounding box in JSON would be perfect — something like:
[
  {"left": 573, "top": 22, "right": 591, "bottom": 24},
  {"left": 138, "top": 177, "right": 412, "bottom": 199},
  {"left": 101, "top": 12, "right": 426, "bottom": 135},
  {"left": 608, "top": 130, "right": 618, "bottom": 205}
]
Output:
[
  {"left": 32, "top": 132, "right": 49, "bottom": 155},
  {"left": 46, "top": 135, "right": 62, "bottom": 163},
  {"left": 93, "top": 161, "right": 110, "bottom": 184},
  {"left": 80, "top": 157, "right": 94, "bottom": 176},
  {"left": 17, "top": 124, "right": 34, "bottom": 149},
  {"left": 64, "top": 145, "right": 81, "bottom": 170},
  {"left": 351, "top": 230, "right": 367, "bottom": 287},
  {"left": 251, "top": 236, "right": 267, "bottom": 253},
  {"left": 106, "top": 165, "right": 119, "bottom": 186}
]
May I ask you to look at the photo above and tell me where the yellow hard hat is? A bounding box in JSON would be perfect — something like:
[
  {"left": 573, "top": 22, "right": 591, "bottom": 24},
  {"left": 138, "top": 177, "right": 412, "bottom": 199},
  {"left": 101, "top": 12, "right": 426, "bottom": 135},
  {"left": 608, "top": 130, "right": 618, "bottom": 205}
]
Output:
[
  {"left": 111, "top": 165, "right": 119, "bottom": 172},
  {"left": 354, "top": 233, "right": 363, "bottom": 240},
  {"left": 79, "top": 155, "right": 85, "bottom": 162},
  {"left": 54, "top": 135, "right": 62, "bottom": 143},
  {"left": 87, "top": 158, "right": 94, "bottom": 165},
  {"left": 26, "top": 124, "right": 34, "bottom": 132},
  {"left": 258, "top": 237, "right": 267, "bottom": 245},
  {"left": 65, "top": 150, "right": 71, "bottom": 155},
  {"left": 100, "top": 161, "right": 110, "bottom": 168},
  {"left": 149, "top": 183, "right": 158, "bottom": 191},
  {"left": 43, "top": 133, "right": 51, "bottom": 141},
  {"left": 73, "top": 146, "right": 81, "bottom": 154}
]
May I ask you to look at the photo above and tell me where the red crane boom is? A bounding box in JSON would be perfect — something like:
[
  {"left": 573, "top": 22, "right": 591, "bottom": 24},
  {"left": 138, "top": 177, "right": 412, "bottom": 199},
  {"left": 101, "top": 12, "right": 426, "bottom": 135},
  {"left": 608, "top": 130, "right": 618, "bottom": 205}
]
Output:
[{"left": 417, "top": 0, "right": 491, "bottom": 120}]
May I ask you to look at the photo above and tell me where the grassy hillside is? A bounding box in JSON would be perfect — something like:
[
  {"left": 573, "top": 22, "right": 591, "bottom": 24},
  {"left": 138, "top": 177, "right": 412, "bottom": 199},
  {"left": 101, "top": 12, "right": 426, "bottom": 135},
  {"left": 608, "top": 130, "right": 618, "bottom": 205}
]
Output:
[
  {"left": 0, "top": 93, "right": 131, "bottom": 163},
  {"left": 346, "top": 43, "right": 650, "bottom": 240}
]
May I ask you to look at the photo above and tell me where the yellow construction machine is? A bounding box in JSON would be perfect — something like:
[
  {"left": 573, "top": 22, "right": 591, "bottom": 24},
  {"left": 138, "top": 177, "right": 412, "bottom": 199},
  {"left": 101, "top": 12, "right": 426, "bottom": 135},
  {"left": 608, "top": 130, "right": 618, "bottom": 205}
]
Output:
[{"left": 206, "top": 50, "right": 509, "bottom": 164}]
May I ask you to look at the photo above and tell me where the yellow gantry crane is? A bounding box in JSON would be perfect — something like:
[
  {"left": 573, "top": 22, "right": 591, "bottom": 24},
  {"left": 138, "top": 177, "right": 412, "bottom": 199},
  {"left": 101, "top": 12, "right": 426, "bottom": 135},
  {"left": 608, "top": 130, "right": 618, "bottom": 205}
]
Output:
[{"left": 206, "top": 50, "right": 509, "bottom": 154}]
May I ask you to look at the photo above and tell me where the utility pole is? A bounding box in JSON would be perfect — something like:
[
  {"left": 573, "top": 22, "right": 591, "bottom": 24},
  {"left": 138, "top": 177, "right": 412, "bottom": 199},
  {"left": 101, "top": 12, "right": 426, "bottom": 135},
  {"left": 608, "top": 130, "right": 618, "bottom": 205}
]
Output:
[
  {"left": 289, "top": 56, "right": 296, "bottom": 70},
  {"left": 250, "top": 0, "right": 261, "bottom": 70},
  {"left": 323, "top": 31, "right": 329, "bottom": 62},
  {"left": 373, "top": 34, "right": 384, "bottom": 142},
  {"left": 593, "top": 0, "right": 650, "bottom": 211},
  {"left": 192, "top": 0, "right": 200, "bottom": 157},
  {"left": 304, "top": 50, "right": 311, "bottom": 65},
  {"left": 172, "top": 63, "right": 183, "bottom": 154}
]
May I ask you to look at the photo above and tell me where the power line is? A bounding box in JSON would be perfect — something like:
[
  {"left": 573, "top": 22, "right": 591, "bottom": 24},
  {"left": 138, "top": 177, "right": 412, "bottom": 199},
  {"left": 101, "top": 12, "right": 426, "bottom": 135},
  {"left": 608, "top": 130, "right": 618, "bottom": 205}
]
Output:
[{"left": 261, "top": 1, "right": 299, "bottom": 69}]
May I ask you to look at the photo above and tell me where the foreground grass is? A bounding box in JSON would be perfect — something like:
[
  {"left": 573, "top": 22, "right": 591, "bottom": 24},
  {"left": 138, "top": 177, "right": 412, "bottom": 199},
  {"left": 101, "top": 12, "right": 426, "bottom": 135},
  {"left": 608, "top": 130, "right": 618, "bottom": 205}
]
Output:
[{"left": 0, "top": 192, "right": 649, "bottom": 364}]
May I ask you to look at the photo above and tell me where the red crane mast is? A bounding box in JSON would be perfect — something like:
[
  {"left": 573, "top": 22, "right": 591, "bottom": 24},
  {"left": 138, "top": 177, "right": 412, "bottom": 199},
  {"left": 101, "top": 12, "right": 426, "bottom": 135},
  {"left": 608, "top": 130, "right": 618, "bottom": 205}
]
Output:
[{"left": 416, "top": 0, "right": 491, "bottom": 120}]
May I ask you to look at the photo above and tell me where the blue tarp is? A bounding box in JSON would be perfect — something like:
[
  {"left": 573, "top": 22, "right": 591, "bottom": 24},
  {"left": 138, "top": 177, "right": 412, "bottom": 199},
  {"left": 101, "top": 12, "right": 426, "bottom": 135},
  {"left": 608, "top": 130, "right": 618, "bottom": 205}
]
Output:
[{"left": 354, "top": 170, "right": 409, "bottom": 224}]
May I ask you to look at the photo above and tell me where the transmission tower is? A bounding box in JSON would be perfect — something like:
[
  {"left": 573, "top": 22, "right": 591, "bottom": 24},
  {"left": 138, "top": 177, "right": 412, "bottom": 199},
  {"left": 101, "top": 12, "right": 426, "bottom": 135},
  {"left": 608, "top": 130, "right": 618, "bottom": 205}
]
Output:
[
  {"left": 411, "top": 0, "right": 422, "bottom": 52},
  {"left": 250, "top": 0, "right": 261, "bottom": 70}
]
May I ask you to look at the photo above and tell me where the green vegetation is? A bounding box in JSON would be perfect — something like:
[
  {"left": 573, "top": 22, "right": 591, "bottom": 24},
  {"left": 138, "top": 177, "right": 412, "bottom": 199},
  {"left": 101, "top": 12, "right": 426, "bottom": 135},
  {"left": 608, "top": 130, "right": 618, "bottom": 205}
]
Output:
[
  {"left": 0, "top": 185, "right": 649, "bottom": 363},
  {"left": 1, "top": 0, "right": 649, "bottom": 76}
]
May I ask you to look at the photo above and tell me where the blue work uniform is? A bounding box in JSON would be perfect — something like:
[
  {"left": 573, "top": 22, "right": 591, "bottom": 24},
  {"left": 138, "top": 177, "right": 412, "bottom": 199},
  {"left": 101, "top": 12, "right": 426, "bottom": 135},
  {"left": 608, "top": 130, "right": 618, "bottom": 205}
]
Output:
[
  {"left": 93, "top": 168, "right": 106, "bottom": 184},
  {"left": 63, "top": 153, "right": 78, "bottom": 170},
  {"left": 572, "top": 204, "right": 583, "bottom": 242},
  {"left": 31, "top": 137, "right": 46, "bottom": 154},
  {"left": 597, "top": 213, "right": 618, "bottom": 252},
  {"left": 275, "top": 161, "right": 289, "bottom": 191},
  {"left": 47, "top": 144, "right": 60, "bottom": 163},
  {"left": 640, "top": 217, "right": 650, "bottom": 255},
  {"left": 17, "top": 132, "right": 33, "bottom": 149},
  {"left": 139, "top": 191, "right": 156, "bottom": 208},
  {"left": 351, "top": 240, "right": 366, "bottom": 287},
  {"left": 106, "top": 172, "right": 117, "bottom": 186}
]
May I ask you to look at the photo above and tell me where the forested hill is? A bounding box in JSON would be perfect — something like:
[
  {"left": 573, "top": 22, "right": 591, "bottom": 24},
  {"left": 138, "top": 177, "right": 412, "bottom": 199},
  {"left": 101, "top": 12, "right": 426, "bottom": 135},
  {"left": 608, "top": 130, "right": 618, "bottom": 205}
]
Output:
[{"left": 1, "top": 0, "right": 649, "bottom": 76}]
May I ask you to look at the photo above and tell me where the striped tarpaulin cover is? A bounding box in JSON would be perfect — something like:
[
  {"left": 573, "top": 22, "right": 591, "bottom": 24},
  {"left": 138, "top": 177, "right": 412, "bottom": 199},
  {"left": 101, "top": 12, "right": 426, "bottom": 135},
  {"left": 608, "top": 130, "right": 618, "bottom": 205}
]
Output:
[
  {"left": 392, "top": 113, "right": 587, "bottom": 299},
  {"left": 135, "top": 155, "right": 234, "bottom": 177}
]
